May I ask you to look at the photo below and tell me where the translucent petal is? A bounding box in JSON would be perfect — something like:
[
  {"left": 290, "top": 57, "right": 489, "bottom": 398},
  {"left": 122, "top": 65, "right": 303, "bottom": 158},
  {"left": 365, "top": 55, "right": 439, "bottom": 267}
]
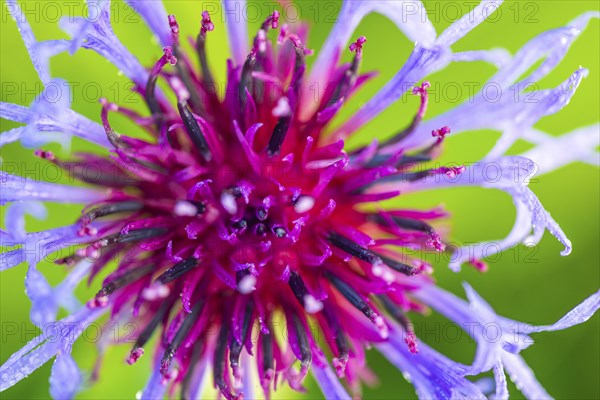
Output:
[
  {"left": 0, "top": 172, "right": 105, "bottom": 206},
  {"left": 540, "top": 290, "right": 600, "bottom": 332},
  {"left": 5, "top": 0, "right": 69, "bottom": 84},
  {"left": 125, "top": 0, "right": 172, "bottom": 46},
  {"left": 0, "top": 307, "right": 105, "bottom": 392},
  {"left": 0, "top": 127, "right": 25, "bottom": 146},
  {"left": 1, "top": 81, "right": 111, "bottom": 149},
  {"left": 0, "top": 102, "right": 31, "bottom": 123},
  {"left": 436, "top": 0, "right": 503, "bottom": 46},
  {"left": 140, "top": 363, "right": 167, "bottom": 400},
  {"left": 404, "top": 156, "right": 571, "bottom": 269},
  {"left": 501, "top": 353, "right": 551, "bottom": 400},
  {"left": 1, "top": 223, "right": 100, "bottom": 271},
  {"left": 491, "top": 362, "right": 509, "bottom": 400},
  {"left": 5, "top": 201, "right": 47, "bottom": 241},
  {"left": 302, "top": 0, "right": 436, "bottom": 119},
  {"left": 376, "top": 322, "right": 485, "bottom": 400},
  {"left": 59, "top": 1, "right": 148, "bottom": 87},
  {"left": 312, "top": 363, "right": 351, "bottom": 399},
  {"left": 49, "top": 353, "right": 81, "bottom": 400},
  {"left": 223, "top": 0, "right": 249, "bottom": 66},
  {"left": 400, "top": 68, "right": 588, "bottom": 155},
  {"left": 521, "top": 124, "right": 600, "bottom": 175}
]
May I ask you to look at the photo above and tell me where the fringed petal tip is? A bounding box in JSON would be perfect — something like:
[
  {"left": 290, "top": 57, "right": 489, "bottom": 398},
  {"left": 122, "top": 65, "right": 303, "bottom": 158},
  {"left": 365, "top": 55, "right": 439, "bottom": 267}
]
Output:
[{"left": 49, "top": 353, "right": 82, "bottom": 400}]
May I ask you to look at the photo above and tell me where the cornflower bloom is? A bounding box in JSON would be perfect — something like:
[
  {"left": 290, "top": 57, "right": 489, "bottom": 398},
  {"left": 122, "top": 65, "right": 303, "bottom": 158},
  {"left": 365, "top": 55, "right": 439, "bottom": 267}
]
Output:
[{"left": 1, "top": 1, "right": 599, "bottom": 399}]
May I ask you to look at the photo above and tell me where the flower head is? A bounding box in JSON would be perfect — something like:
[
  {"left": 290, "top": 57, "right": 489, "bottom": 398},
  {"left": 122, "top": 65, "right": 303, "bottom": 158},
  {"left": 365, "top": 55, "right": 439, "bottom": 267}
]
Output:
[{"left": 1, "top": 1, "right": 599, "bottom": 400}]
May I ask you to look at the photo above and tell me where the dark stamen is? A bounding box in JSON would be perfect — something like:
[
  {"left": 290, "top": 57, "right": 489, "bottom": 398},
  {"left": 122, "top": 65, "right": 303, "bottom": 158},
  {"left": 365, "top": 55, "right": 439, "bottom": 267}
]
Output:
[
  {"left": 167, "top": 15, "right": 204, "bottom": 114},
  {"left": 291, "top": 313, "right": 312, "bottom": 375},
  {"left": 82, "top": 201, "right": 143, "bottom": 224},
  {"left": 266, "top": 116, "right": 291, "bottom": 156},
  {"left": 288, "top": 271, "right": 308, "bottom": 307},
  {"left": 365, "top": 153, "right": 431, "bottom": 168},
  {"left": 238, "top": 53, "right": 256, "bottom": 109},
  {"left": 327, "top": 232, "right": 380, "bottom": 264},
  {"left": 196, "top": 11, "right": 215, "bottom": 89},
  {"left": 328, "top": 36, "right": 365, "bottom": 106},
  {"left": 379, "top": 81, "right": 430, "bottom": 147},
  {"left": 156, "top": 257, "right": 198, "bottom": 284},
  {"left": 372, "top": 252, "right": 417, "bottom": 276},
  {"left": 145, "top": 46, "right": 177, "bottom": 118},
  {"left": 214, "top": 325, "right": 235, "bottom": 399},
  {"left": 161, "top": 301, "right": 204, "bottom": 374},
  {"left": 377, "top": 294, "right": 417, "bottom": 352},
  {"left": 323, "top": 307, "right": 349, "bottom": 376},
  {"left": 177, "top": 100, "right": 212, "bottom": 162},
  {"left": 369, "top": 214, "right": 434, "bottom": 234},
  {"left": 229, "top": 301, "right": 254, "bottom": 376},
  {"left": 127, "top": 300, "right": 171, "bottom": 364},
  {"left": 326, "top": 271, "right": 375, "bottom": 319},
  {"left": 261, "top": 331, "right": 274, "bottom": 373},
  {"left": 98, "top": 227, "right": 167, "bottom": 247},
  {"left": 96, "top": 264, "right": 154, "bottom": 298}
]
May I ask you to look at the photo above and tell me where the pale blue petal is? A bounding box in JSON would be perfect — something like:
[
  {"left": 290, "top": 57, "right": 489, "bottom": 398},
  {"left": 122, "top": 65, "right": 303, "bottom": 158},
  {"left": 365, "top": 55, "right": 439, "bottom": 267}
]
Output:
[
  {"left": 1, "top": 81, "right": 111, "bottom": 148},
  {"left": 413, "top": 284, "right": 502, "bottom": 374},
  {"left": 0, "top": 102, "right": 31, "bottom": 123},
  {"left": 436, "top": 1, "right": 503, "bottom": 46},
  {"left": 451, "top": 48, "right": 511, "bottom": 68},
  {"left": 491, "top": 363, "right": 509, "bottom": 400},
  {"left": 0, "top": 307, "right": 105, "bottom": 392},
  {"left": 401, "top": 68, "right": 587, "bottom": 156},
  {"left": 241, "top": 354, "right": 255, "bottom": 399},
  {"left": 49, "top": 353, "right": 81, "bottom": 400},
  {"left": 539, "top": 290, "right": 600, "bottom": 332},
  {"left": 398, "top": 10, "right": 598, "bottom": 153},
  {"left": 404, "top": 156, "right": 571, "bottom": 269},
  {"left": 5, "top": 0, "right": 68, "bottom": 84},
  {"left": 312, "top": 364, "right": 351, "bottom": 400},
  {"left": 26, "top": 260, "right": 92, "bottom": 326},
  {"left": 376, "top": 322, "right": 485, "bottom": 400},
  {"left": 59, "top": 1, "right": 148, "bottom": 87},
  {"left": 188, "top": 357, "right": 208, "bottom": 400},
  {"left": 303, "top": 0, "right": 436, "bottom": 119},
  {"left": 6, "top": 201, "right": 47, "bottom": 241},
  {"left": 26, "top": 263, "right": 57, "bottom": 326},
  {"left": 1, "top": 223, "right": 100, "bottom": 271},
  {"left": 125, "top": 0, "right": 171, "bottom": 46},
  {"left": 223, "top": 0, "right": 249, "bottom": 66},
  {"left": 140, "top": 363, "right": 167, "bottom": 400},
  {"left": 0, "top": 171, "right": 106, "bottom": 205},
  {"left": 521, "top": 124, "right": 600, "bottom": 175},
  {"left": 334, "top": 45, "right": 451, "bottom": 139},
  {"left": 0, "top": 127, "right": 25, "bottom": 146},
  {"left": 501, "top": 353, "right": 551, "bottom": 400}
]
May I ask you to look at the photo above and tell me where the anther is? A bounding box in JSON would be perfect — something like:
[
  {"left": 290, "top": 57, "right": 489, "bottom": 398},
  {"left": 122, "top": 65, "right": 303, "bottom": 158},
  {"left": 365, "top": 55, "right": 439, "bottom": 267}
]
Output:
[
  {"left": 177, "top": 100, "right": 212, "bottom": 162},
  {"left": 81, "top": 201, "right": 143, "bottom": 225},
  {"left": 128, "top": 301, "right": 171, "bottom": 364},
  {"left": 156, "top": 257, "right": 198, "bottom": 285},
  {"left": 145, "top": 46, "right": 177, "bottom": 117},
  {"left": 230, "top": 301, "right": 254, "bottom": 380},
  {"left": 161, "top": 301, "right": 204, "bottom": 375},
  {"left": 327, "top": 231, "right": 380, "bottom": 264}
]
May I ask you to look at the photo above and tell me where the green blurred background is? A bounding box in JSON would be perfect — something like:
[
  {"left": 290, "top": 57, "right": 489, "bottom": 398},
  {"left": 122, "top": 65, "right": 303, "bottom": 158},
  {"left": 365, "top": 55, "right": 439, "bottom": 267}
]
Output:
[{"left": 1, "top": 0, "right": 598, "bottom": 399}]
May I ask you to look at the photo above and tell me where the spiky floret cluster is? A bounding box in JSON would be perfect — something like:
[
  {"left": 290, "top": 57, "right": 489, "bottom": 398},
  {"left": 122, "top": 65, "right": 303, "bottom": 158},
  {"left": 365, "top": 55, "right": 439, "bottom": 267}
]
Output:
[{"left": 34, "top": 10, "right": 464, "bottom": 400}]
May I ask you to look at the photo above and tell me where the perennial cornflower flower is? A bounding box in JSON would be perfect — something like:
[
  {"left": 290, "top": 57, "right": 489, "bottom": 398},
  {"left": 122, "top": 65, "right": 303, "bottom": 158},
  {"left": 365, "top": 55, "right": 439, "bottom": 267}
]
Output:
[{"left": 1, "top": 0, "right": 599, "bottom": 399}]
